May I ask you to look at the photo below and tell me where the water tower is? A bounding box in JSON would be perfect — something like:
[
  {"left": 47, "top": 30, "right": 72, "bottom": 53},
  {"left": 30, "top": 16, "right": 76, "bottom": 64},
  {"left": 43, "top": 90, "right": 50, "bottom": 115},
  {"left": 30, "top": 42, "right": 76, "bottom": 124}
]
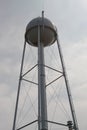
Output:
[{"left": 12, "top": 11, "right": 79, "bottom": 130}]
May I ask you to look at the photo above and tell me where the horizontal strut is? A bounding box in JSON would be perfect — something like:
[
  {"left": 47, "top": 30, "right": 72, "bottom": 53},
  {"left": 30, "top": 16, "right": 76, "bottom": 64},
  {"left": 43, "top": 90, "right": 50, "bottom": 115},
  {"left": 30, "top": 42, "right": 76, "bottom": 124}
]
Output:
[
  {"left": 22, "top": 78, "right": 38, "bottom": 85},
  {"left": 17, "top": 119, "right": 70, "bottom": 130}
]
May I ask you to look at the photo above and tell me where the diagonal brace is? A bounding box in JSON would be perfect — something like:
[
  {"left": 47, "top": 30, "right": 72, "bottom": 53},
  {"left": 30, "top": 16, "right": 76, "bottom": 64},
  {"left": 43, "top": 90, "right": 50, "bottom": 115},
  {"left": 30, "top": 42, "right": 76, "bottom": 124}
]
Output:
[
  {"left": 44, "top": 64, "right": 63, "bottom": 74},
  {"left": 22, "top": 64, "right": 38, "bottom": 77},
  {"left": 17, "top": 120, "right": 38, "bottom": 130},
  {"left": 46, "top": 75, "right": 63, "bottom": 87}
]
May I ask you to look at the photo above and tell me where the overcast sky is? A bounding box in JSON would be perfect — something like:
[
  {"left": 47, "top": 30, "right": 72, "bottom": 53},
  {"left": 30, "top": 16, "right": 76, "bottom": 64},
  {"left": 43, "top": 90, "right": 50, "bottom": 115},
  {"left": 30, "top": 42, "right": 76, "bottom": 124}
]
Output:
[{"left": 0, "top": 0, "right": 87, "bottom": 130}]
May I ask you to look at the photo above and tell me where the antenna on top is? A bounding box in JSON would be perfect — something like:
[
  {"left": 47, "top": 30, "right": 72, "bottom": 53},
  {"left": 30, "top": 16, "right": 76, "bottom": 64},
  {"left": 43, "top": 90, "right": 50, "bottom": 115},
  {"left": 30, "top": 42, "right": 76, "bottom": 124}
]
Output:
[
  {"left": 42, "top": 10, "right": 44, "bottom": 17},
  {"left": 42, "top": 10, "right": 44, "bottom": 29}
]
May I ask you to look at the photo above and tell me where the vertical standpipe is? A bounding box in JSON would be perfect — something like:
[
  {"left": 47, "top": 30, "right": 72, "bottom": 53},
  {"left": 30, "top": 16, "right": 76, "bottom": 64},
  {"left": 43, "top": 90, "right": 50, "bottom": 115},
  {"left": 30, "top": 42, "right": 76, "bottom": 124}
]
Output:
[{"left": 38, "top": 25, "right": 48, "bottom": 130}]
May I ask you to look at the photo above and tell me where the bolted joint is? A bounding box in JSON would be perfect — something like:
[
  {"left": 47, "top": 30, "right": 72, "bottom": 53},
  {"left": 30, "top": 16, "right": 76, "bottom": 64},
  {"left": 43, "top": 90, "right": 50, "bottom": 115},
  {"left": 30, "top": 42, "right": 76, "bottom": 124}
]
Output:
[{"left": 67, "top": 121, "right": 73, "bottom": 130}]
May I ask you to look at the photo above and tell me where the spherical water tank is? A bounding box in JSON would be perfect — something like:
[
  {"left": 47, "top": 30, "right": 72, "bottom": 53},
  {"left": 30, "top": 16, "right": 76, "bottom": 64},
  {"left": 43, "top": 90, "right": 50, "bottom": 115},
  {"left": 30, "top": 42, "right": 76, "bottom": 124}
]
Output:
[{"left": 25, "top": 17, "right": 57, "bottom": 47}]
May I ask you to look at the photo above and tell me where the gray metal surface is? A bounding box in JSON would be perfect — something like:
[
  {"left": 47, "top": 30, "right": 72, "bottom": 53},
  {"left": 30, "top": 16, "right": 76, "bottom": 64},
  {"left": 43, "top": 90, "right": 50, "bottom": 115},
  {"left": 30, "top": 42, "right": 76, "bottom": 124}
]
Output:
[
  {"left": 12, "top": 41, "right": 26, "bottom": 130},
  {"left": 38, "top": 25, "right": 48, "bottom": 130},
  {"left": 25, "top": 17, "right": 57, "bottom": 47}
]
